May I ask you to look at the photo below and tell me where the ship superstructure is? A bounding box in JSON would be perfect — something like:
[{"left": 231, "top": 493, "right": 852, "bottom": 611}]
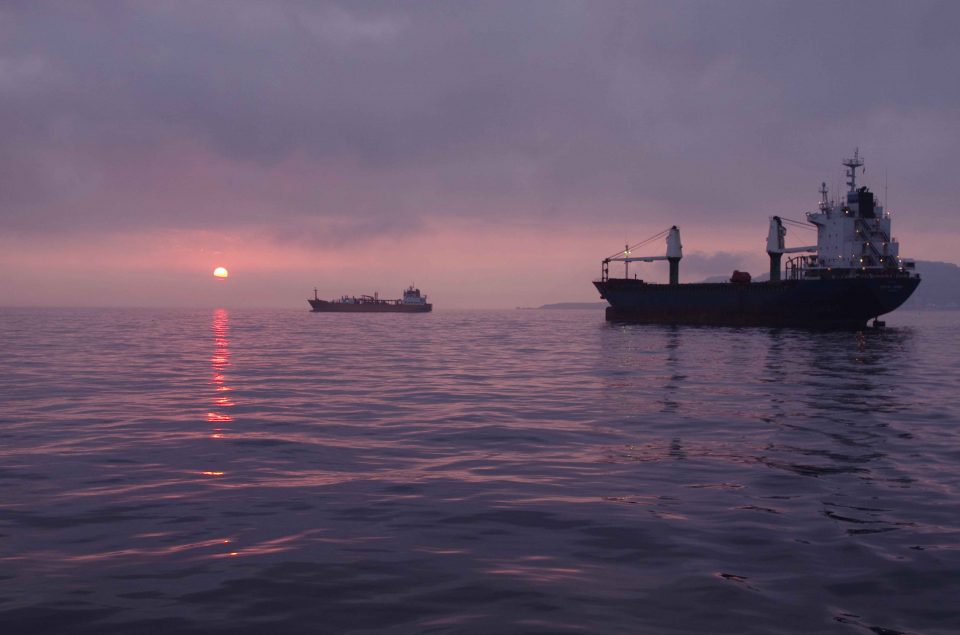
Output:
[
  {"left": 594, "top": 152, "right": 920, "bottom": 328},
  {"left": 767, "top": 149, "right": 915, "bottom": 282}
]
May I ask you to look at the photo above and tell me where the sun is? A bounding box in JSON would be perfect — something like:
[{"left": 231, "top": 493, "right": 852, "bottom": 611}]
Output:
[{"left": 213, "top": 266, "right": 229, "bottom": 279}]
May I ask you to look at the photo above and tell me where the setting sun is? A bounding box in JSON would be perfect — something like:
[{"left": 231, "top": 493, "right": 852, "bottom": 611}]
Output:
[{"left": 213, "top": 266, "right": 229, "bottom": 279}]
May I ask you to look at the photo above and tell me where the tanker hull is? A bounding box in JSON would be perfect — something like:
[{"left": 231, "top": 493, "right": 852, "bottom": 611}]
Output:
[
  {"left": 308, "top": 300, "right": 432, "bottom": 313},
  {"left": 308, "top": 285, "right": 431, "bottom": 313}
]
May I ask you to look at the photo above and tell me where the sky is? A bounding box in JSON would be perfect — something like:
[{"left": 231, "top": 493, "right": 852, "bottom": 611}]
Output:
[{"left": 2, "top": 1, "right": 958, "bottom": 309}]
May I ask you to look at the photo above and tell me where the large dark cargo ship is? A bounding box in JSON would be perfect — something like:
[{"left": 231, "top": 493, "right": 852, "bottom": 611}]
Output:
[
  {"left": 309, "top": 285, "right": 432, "bottom": 313},
  {"left": 594, "top": 151, "right": 920, "bottom": 328}
]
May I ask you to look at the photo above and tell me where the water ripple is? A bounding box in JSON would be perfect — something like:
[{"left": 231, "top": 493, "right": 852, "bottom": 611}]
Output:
[{"left": 1, "top": 307, "right": 959, "bottom": 633}]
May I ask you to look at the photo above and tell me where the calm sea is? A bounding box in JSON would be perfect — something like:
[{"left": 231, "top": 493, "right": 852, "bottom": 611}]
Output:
[{"left": 1, "top": 307, "right": 958, "bottom": 634}]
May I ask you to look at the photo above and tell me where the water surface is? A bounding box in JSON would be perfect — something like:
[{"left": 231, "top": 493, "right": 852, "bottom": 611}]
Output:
[{"left": 1, "top": 308, "right": 958, "bottom": 633}]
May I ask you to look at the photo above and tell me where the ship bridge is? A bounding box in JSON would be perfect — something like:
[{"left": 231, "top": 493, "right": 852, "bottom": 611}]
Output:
[{"left": 774, "top": 150, "right": 915, "bottom": 281}]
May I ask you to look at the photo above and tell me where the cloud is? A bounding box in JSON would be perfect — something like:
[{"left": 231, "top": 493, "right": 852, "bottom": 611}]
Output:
[
  {"left": 681, "top": 251, "right": 753, "bottom": 277},
  {"left": 1, "top": 0, "right": 958, "bottom": 306}
]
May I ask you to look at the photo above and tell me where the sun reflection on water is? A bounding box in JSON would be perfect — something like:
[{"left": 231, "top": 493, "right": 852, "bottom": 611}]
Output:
[
  {"left": 208, "top": 309, "right": 234, "bottom": 432},
  {"left": 204, "top": 309, "right": 233, "bottom": 480}
]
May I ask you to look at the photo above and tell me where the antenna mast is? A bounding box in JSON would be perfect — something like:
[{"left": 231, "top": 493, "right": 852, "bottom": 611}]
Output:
[
  {"left": 884, "top": 167, "right": 889, "bottom": 212},
  {"left": 843, "top": 148, "right": 864, "bottom": 193}
]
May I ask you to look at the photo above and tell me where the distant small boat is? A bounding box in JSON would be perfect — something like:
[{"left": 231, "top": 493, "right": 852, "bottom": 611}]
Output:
[{"left": 308, "top": 285, "right": 432, "bottom": 313}]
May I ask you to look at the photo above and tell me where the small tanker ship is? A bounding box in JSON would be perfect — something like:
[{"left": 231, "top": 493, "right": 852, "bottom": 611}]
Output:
[
  {"left": 594, "top": 151, "right": 920, "bottom": 328},
  {"left": 309, "top": 285, "right": 432, "bottom": 313}
]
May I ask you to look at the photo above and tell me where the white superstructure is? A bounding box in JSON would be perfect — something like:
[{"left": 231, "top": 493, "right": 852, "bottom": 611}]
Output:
[
  {"left": 402, "top": 285, "right": 428, "bottom": 305},
  {"left": 767, "top": 150, "right": 916, "bottom": 281}
]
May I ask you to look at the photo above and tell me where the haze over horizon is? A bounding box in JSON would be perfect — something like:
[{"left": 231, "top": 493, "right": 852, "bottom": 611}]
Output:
[{"left": 3, "top": 1, "right": 958, "bottom": 309}]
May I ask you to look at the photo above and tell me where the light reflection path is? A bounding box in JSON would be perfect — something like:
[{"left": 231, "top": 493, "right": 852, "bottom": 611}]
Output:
[
  {"left": 207, "top": 309, "right": 234, "bottom": 440},
  {"left": 204, "top": 309, "right": 232, "bottom": 493},
  {"left": 206, "top": 309, "right": 234, "bottom": 558}
]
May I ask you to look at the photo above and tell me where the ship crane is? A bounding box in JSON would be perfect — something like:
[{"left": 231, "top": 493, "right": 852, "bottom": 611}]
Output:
[
  {"left": 766, "top": 216, "right": 817, "bottom": 282},
  {"left": 602, "top": 226, "right": 682, "bottom": 285}
]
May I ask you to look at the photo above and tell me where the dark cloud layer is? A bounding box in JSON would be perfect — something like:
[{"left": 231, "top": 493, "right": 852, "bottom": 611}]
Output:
[{"left": 2, "top": 1, "right": 958, "bottom": 239}]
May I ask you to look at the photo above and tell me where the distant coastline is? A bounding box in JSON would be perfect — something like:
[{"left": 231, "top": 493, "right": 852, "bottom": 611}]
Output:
[{"left": 538, "top": 302, "right": 607, "bottom": 310}]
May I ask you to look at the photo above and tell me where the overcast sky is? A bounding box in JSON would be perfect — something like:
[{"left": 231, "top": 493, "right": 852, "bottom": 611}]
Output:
[{"left": 2, "top": 1, "right": 957, "bottom": 308}]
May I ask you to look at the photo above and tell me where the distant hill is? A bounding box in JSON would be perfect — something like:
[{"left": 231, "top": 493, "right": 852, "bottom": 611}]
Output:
[
  {"left": 532, "top": 260, "right": 959, "bottom": 310},
  {"left": 905, "top": 261, "right": 960, "bottom": 309}
]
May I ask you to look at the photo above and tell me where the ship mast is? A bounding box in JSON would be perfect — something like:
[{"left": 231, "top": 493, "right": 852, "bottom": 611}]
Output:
[{"left": 843, "top": 148, "right": 864, "bottom": 193}]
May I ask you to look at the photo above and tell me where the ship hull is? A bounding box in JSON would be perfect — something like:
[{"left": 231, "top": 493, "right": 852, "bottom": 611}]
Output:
[
  {"left": 594, "top": 277, "right": 919, "bottom": 328},
  {"left": 308, "top": 300, "right": 432, "bottom": 313}
]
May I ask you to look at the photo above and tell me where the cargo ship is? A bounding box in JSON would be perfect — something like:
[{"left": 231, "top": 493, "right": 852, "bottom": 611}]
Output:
[
  {"left": 308, "top": 285, "right": 432, "bottom": 313},
  {"left": 594, "top": 151, "right": 920, "bottom": 328}
]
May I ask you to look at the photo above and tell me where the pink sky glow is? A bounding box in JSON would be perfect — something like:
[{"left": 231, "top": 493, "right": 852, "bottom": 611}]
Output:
[{"left": 2, "top": 3, "right": 957, "bottom": 309}]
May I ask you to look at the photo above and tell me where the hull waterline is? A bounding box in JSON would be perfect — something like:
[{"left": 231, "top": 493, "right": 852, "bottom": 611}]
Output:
[
  {"left": 308, "top": 300, "right": 432, "bottom": 313},
  {"left": 594, "top": 277, "right": 919, "bottom": 328}
]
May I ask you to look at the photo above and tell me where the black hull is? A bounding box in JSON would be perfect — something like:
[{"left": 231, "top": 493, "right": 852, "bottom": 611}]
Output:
[{"left": 594, "top": 277, "right": 920, "bottom": 328}]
